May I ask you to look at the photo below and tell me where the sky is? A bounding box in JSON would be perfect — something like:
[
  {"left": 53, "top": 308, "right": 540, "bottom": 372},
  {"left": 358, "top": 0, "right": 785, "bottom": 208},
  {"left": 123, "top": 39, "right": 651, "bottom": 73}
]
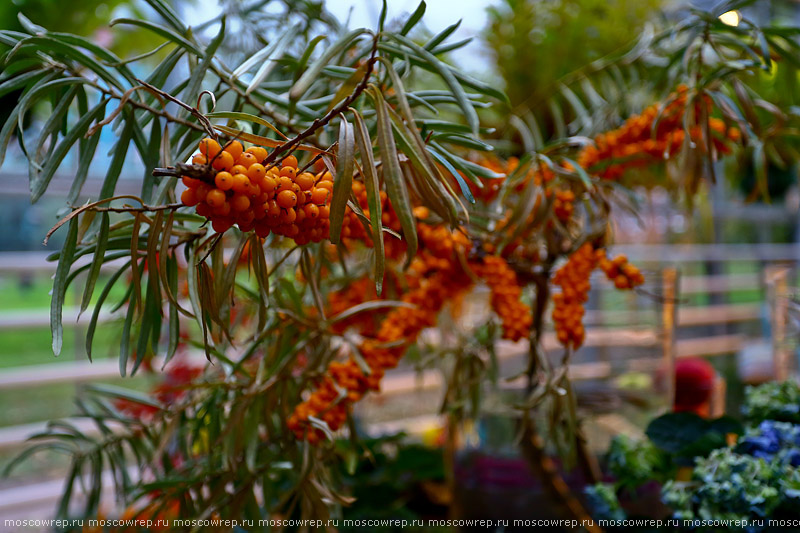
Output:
[
  {"left": 324, "top": 0, "right": 493, "bottom": 67},
  {"left": 182, "top": 0, "right": 495, "bottom": 71}
]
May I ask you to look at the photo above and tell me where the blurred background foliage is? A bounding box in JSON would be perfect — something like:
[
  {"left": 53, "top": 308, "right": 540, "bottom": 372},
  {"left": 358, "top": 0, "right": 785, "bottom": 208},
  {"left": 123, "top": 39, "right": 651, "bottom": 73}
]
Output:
[{"left": 484, "top": 0, "right": 663, "bottom": 113}]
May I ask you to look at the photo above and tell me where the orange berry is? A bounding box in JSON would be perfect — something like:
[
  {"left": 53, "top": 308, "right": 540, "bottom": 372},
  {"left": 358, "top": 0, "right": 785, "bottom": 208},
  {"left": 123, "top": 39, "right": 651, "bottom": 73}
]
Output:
[
  {"left": 232, "top": 174, "right": 251, "bottom": 194},
  {"left": 212, "top": 217, "right": 234, "bottom": 233},
  {"left": 181, "top": 188, "right": 199, "bottom": 206},
  {"left": 313, "top": 158, "right": 326, "bottom": 173},
  {"left": 267, "top": 200, "right": 281, "bottom": 218},
  {"left": 286, "top": 224, "right": 300, "bottom": 237},
  {"left": 222, "top": 140, "right": 243, "bottom": 161},
  {"left": 295, "top": 172, "right": 315, "bottom": 191},
  {"left": 317, "top": 180, "right": 333, "bottom": 191},
  {"left": 255, "top": 221, "right": 271, "bottom": 238},
  {"left": 192, "top": 154, "right": 209, "bottom": 166},
  {"left": 304, "top": 203, "right": 319, "bottom": 219},
  {"left": 230, "top": 164, "right": 248, "bottom": 176},
  {"left": 195, "top": 183, "right": 212, "bottom": 202},
  {"left": 182, "top": 176, "right": 202, "bottom": 188},
  {"left": 231, "top": 194, "right": 251, "bottom": 212},
  {"left": 311, "top": 187, "right": 330, "bottom": 205},
  {"left": 239, "top": 220, "right": 256, "bottom": 233},
  {"left": 212, "top": 151, "right": 234, "bottom": 171},
  {"left": 196, "top": 203, "right": 212, "bottom": 217},
  {"left": 198, "top": 137, "right": 221, "bottom": 158},
  {"left": 283, "top": 155, "right": 298, "bottom": 168},
  {"left": 206, "top": 189, "right": 226, "bottom": 208},
  {"left": 280, "top": 166, "right": 296, "bottom": 179},
  {"left": 277, "top": 176, "right": 294, "bottom": 191},
  {"left": 238, "top": 152, "right": 257, "bottom": 169},
  {"left": 318, "top": 205, "right": 330, "bottom": 219},
  {"left": 246, "top": 146, "right": 268, "bottom": 162},
  {"left": 247, "top": 163, "right": 266, "bottom": 181},
  {"left": 281, "top": 208, "right": 297, "bottom": 224},
  {"left": 260, "top": 176, "right": 277, "bottom": 195},
  {"left": 239, "top": 209, "right": 255, "bottom": 225},
  {"left": 213, "top": 201, "right": 231, "bottom": 216},
  {"left": 215, "top": 171, "right": 234, "bottom": 191},
  {"left": 277, "top": 190, "right": 297, "bottom": 209}
]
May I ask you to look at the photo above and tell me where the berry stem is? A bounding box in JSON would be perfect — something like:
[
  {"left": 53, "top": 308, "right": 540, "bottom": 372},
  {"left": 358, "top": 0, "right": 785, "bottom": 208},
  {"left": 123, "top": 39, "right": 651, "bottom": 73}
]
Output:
[{"left": 260, "top": 34, "right": 381, "bottom": 168}]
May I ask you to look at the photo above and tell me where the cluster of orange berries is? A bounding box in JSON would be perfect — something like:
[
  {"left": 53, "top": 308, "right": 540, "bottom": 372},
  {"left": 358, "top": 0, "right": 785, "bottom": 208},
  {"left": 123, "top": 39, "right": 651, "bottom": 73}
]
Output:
[
  {"left": 288, "top": 252, "right": 474, "bottom": 442},
  {"left": 327, "top": 278, "right": 380, "bottom": 335},
  {"left": 595, "top": 249, "right": 645, "bottom": 290},
  {"left": 551, "top": 244, "right": 646, "bottom": 349},
  {"left": 577, "top": 86, "right": 740, "bottom": 180},
  {"left": 552, "top": 189, "right": 575, "bottom": 222},
  {"left": 339, "top": 180, "right": 407, "bottom": 259},
  {"left": 470, "top": 255, "right": 532, "bottom": 342},
  {"left": 180, "top": 138, "right": 333, "bottom": 244},
  {"left": 551, "top": 243, "right": 597, "bottom": 349}
]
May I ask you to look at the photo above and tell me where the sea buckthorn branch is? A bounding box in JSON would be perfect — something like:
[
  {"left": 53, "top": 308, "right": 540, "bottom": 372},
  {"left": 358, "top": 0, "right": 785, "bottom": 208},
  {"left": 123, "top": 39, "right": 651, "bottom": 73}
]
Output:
[
  {"left": 290, "top": 228, "right": 534, "bottom": 442},
  {"left": 259, "top": 34, "right": 380, "bottom": 168}
]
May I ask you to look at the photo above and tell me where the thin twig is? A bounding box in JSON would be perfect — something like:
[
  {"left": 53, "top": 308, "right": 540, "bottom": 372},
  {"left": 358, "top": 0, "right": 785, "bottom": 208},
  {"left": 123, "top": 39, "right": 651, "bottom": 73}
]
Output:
[
  {"left": 260, "top": 34, "right": 380, "bottom": 168},
  {"left": 86, "top": 203, "right": 185, "bottom": 214},
  {"left": 136, "top": 78, "right": 217, "bottom": 139}
]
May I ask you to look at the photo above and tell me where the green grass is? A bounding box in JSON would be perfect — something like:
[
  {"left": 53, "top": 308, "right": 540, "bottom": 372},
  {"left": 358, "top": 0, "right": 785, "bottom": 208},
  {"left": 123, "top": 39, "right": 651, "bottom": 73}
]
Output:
[{"left": 0, "top": 274, "right": 128, "bottom": 367}]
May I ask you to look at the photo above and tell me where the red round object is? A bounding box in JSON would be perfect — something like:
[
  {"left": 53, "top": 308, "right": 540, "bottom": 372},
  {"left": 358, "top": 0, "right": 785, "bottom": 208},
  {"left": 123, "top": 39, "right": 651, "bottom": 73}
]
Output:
[{"left": 674, "top": 357, "right": 715, "bottom": 411}]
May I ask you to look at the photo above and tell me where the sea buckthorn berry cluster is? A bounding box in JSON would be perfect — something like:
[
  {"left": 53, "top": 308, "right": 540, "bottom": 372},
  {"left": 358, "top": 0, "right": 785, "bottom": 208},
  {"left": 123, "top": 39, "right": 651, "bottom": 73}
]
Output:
[
  {"left": 288, "top": 253, "right": 474, "bottom": 443},
  {"left": 577, "top": 86, "right": 741, "bottom": 181},
  {"left": 595, "top": 249, "right": 645, "bottom": 290},
  {"left": 339, "top": 180, "right": 408, "bottom": 259},
  {"left": 552, "top": 243, "right": 597, "bottom": 349},
  {"left": 552, "top": 189, "right": 575, "bottom": 222},
  {"left": 471, "top": 255, "right": 532, "bottom": 342},
  {"left": 180, "top": 138, "right": 333, "bottom": 244}
]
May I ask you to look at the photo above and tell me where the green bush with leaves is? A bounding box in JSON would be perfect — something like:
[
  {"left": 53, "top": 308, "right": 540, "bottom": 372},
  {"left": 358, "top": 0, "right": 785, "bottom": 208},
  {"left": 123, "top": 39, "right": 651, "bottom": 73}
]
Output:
[{"left": 0, "top": 0, "right": 798, "bottom": 525}]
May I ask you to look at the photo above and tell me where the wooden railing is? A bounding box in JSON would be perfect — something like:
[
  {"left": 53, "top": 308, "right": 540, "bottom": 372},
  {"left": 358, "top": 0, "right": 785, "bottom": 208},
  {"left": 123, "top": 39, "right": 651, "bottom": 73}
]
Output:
[{"left": 0, "top": 244, "right": 795, "bottom": 517}]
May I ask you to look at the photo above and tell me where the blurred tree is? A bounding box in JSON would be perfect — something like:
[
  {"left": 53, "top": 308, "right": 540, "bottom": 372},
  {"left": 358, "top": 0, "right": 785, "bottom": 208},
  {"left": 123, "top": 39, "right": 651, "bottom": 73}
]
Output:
[
  {"left": 1, "top": 0, "right": 137, "bottom": 37},
  {"left": 484, "top": 0, "right": 663, "bottom": 125}
]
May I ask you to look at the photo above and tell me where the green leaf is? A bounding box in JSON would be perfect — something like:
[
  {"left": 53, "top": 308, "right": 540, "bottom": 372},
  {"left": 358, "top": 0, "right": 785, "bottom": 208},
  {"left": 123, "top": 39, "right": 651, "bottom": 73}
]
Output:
[
  {"left": 329, "top": 117, "right": 355, "bottom": 244},
  {"left": 31, "top": 98, "right": 108, "bottom": 203},
  {"left": 369, "top": 87, "right": 416, "bottom": 268},
  {"left": 99, "top": 119, "right": 133, "bottom": 200},
  {"left": 389, "top": 33, "right": 479, "bottom": 135},
  {"left": 293, "top": 34, "right": 326, "bottom": 83},
  {"left": 8, "top": 37, "right": 124, "bottom": 91},
  {"left": 424, "top": 19, "right": 461, "bottom": 50},
  {"left": 50, "top": 216, "right": 79, "bottom": 356},
  {"left": 206, "top": 111, "right": 287, "bottom": 140},
  {"left": 400, "top": 1, "right": 427, "bottom": 36},
  {"left": 86, "top": 260, "right": 131, "bottom": 361},
  {"left": 327, "top": 63, "right": 367, "bottom": 112},
  {"left": 352, "top": 110, "right": 385, "bottom": 293},
  {"left": 80, "top": 213, "right": 110, "bottom": 315},
  {"left": 87, "top": 383, "right": 163, "bottom": 409},
  {"left": 183, "top": 17, "right": 225, "bottom": 114},
  {"left": 289, "top": 29, "right": 371, "bottom": 101},
  {"left": 119, "top": 274, "right": 138, "bottom": 376},
  {"left": 143, "top": 0, "right": 186, "bottom": 33},
  {"left": 110, "top": 18, "right": 203, "bottom": 57},
  {"left": 389, "top": 111, "right": 459, "bottom": 221}
]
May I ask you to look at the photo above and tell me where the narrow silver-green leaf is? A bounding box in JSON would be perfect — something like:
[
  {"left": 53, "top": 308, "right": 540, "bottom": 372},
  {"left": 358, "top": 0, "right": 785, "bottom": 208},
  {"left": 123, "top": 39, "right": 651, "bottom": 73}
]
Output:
[
  {"left": 352, "top": 110, "right": 385, "bottom": 293},
  {"left": 389, "top": 33, "right": 479, "bottom": 135},
  {"left": 329, "top": 117, "right": 355, "bottom": 244},
  {"left": 289, "top": 29, "right": 370, "bottom": 101},
  {"left": 80, "top": 212, "right": 109, "bottom": 315},
  {"left": 50, "top": 216, "right": 79, "bottom": 356},
  {"left": 400, "top": 1, "right": 426, "bottom": 35},
  {"left": 369, "top": 88, "right": 416, "bottom": 269}
]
